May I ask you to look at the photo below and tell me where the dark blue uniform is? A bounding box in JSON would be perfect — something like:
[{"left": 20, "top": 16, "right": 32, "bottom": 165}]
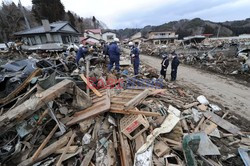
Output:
[
  {"left": 76, "top": 47, "right": 88, "bottom": 65},
  {"left": 171, "top": 55, "right": 180, "bottom": 81},
  {"left": 131, "top": 46, "right": 140, "bottom": 75},
  {"left": 160, "top": 56, "right": 169, "bottom": 79},
  {"left": 108, "top": 42, "right": 121, "bottom": 72}
]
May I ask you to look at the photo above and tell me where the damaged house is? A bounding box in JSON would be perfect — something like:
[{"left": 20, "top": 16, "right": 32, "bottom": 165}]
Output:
[
  {"left": 102, "top": 30, "right": 117, "bottom": 43},
  {"left": 147, "top": 31, "right": 179, "bottom": 45},
  {"left": 14, "top": 20, "right": 80, "bottom": 46}
]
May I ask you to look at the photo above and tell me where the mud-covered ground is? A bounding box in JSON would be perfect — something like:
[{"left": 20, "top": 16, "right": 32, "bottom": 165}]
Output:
[{"left": 140, "top": 53, "right": 250, "bottom": 121}]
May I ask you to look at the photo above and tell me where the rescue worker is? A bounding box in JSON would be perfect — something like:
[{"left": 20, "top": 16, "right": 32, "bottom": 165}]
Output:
[
  {"left": 171, "top": 51, "right": 180, "bottom": 81},
  {"left": 108, "top": 38, "right": 121, "bottom": 72},
  {"left": 76, "top": 44, "right": 89, "bottom": 65},
  {"left": 129, "top": 42, "right": 140, "bottom": 75},
  {"left": 160, "top": 52, "right": 169, "bottom": 79}
]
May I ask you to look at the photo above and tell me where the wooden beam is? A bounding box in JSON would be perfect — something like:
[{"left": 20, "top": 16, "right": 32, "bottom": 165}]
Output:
[
  {"left": 124, "top": 89, "right": 150, "bottom": 110},
  {"left": 110, "top": 108, "right": 161, "bottom": 117},
  {"left": 32, "top": 125, "right": 58, "bottom": 161},
  {"left": 56, "top": 131, "right": 76, "bottom": 166},
  {"left": 67, "top": 91, "right": 110, "bottom": 126},
  {"left": 194, "top": 117, "right": 205, "bottom": 132},
  {"left": 0, "top": 79, "right": 75, "bottom": 134},
  {"left": 183, "top": 102, "right": 199, "bottom": 109},
  {"left": 80, "top": 150, "right": 95, "bottom": 166},
  {"left": 80, "top": 74, "right": 102, "bottom": 97},
  {"left": 18, "top": 131, "right": 72, "bottom": 166},
  {"left": 55, "top": 146, "right": 78, "bottom": 154},
  {"left": 203, "top": 111, "right": 241, "bottom": 135}
]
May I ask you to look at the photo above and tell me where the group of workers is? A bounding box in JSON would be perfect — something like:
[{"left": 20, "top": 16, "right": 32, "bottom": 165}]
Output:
[
  {"left": 160, "top": 51, "right": 180, "bottom": 81},
  {"left": 75, "top": 38, "right": 180, "bottom": 81}
]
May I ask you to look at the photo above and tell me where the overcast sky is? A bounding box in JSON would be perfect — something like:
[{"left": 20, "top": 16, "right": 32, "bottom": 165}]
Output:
[{"left": 1, "top": 0, "right": 250, "bottom": 29}]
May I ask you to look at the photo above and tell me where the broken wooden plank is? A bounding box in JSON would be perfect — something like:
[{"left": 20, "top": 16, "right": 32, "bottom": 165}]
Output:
[
  {"left": 241, "top": 137, "right": 250, "bottom": 146},
  {"left": 107, "top": 142, "right": 117, "bottom": 166},
  {"left": 80, "top": 74, "right": 102, "bottom": 97},
  {"left": 120, "top": 133, "right": 133, "bottom": 166},
  {"left": 81, "top": 150, "right": 95, "bottom": 166},
  {"left": 57, "top": 147, "right": 82, "bottom": 163},
  {"left": 135, "top": 134, "right": 145, "bottom": 152},
  {"left": 113, "top": 129, "right": 118, "bottom": 149},
  {"left": 194, "top": 117, "right": 205, "bottom": 132},
  {"left": 0, "top": 80, "right": 91, "bottom": 134},
  {"left": 124, "top": 89, "right": 150, "bottom": 110},
  {"left": 181, "top": 118, "right": 189, "bottom": 133},
  {"left": 200, "top": 119, "right": 218, "bottom": 135},
  {"left": 32, "top": 124, "right": 58, "bottom": 161},
  {"left": 18, "top": 131, "right": 72, "bottom": 166},
  {"left": 110, "top": 108, "right": 161, "bottom": 117},
  {"left": 55, "top": 146, "right": 78, "bottom": 154},
  {"left": 183, "top": 102, "right": 199, "bottom": 109},
  {"left": 56, "top": 131, "right": 76, "bottom": 166},
  {"left": 67, "top": 90, "right": 110, "bottom": 126},
  {"left": 203, "top": 111, "right": 241, "bottom": 135}
]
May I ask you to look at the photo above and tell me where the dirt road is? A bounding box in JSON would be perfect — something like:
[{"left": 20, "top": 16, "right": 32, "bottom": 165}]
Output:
[{"left": 140, "top": 54, "right": 250, "bottom": 120}]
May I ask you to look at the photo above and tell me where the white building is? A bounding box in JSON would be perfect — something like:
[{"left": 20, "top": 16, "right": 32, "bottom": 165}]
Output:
[
  {"left": 147, "top": 31, "right": 178, "bottom": 45},
  {"left": 102, "top": 30, "right": 117, "bottom": 43}
]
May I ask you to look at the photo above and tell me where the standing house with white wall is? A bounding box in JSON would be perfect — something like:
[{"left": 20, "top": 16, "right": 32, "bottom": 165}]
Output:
[
  {"left": 147, "top": 31, "right": 178, "bottom": 45},
  {"left": 102, "top": 30, "right": 117, "bottom": 43},
  {"left": 14, "top": 20, "right": 80, "bottom": 46}
]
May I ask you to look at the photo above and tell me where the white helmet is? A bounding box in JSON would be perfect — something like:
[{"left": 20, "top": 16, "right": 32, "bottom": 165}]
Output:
[
  {"left": 114, "top": 38, "right": 120, "bottom": 42},
  {"left": 79, "top": 44, "right": 83, "bottom": 48},
  {"left": 128, "top": 42, "right": 134, "bottom": 46}
]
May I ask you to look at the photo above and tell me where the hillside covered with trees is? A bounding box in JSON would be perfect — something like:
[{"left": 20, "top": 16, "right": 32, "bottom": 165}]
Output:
[
  {"left": 0, "top": 0, "right": 106, "bottom": 42},
  {"left": 116, "top": 18, "right": 250, "bottom": 39}
]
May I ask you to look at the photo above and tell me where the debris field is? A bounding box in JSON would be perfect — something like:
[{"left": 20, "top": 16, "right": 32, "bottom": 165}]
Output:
[{"left": 0, "top": 48, "right": 249, "bottom": 166}]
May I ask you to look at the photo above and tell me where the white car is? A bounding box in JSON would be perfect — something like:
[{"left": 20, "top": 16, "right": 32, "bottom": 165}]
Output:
[{"left": 0, "top": 43, "right": 8, "bottom": 51}]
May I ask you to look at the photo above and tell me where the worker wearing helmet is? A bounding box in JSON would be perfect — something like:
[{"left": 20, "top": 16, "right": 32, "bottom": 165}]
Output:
[
  {"left": 129, "top": 42, "right": 140, "bottom": 75},
  {"left": 76, "top": 44, "right": 89, "bottom": 65},
  {"left": 108, "top": 38, "right": 121, "bottom": 72}
]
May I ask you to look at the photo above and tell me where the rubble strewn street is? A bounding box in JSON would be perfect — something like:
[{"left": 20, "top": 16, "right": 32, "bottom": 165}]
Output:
[
  {"left": 0, "top": 46, "right": 249, "bottom": 166},
  {"left": 140, "top": 38, "right": 250, "bottom": 85}
]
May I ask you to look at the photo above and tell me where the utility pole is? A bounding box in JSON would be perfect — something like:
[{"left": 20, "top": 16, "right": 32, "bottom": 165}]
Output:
[
  {"left": 216, "top": 25, "right": 221, "bottom": 38},
  {"left": 19, "top": 0, "right": 30, "bottom": 29}
]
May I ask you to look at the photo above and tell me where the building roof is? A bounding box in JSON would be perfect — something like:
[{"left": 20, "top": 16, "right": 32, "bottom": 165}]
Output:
[
  {"left": 148, "top": 30, "right": 175, "bottom": 33},
  {"left": 80, "top": 36, "right": 103, "bottom": 42},
  {"left": 14, "top": 22, "right": 80, "bottom": 36},
  {"left": 102, "top": 29, "right": 116, "bottom": 34},
  {"left": 85, "top": 29, "right": 102, "bottom": 34}
]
